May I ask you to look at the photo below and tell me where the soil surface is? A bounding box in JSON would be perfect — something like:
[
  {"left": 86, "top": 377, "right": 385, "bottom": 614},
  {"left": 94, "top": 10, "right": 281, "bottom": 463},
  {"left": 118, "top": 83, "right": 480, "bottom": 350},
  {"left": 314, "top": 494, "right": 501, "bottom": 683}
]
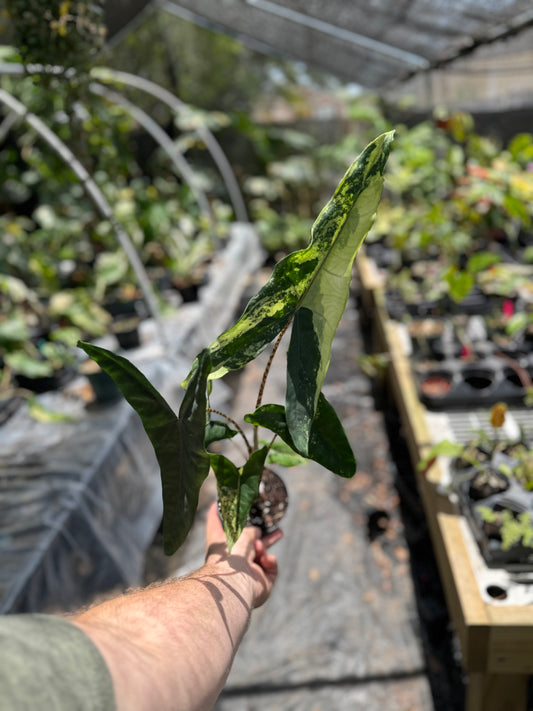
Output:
[{"left": 145, "top": 275, "right": 466, "bottom": 711}]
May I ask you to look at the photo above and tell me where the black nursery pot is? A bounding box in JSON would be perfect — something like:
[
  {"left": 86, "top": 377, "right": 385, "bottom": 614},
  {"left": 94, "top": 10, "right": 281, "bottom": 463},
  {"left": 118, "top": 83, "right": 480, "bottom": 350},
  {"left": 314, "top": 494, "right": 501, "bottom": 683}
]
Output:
[
  {"left": 112, "top": 316, "right": 141, "bottom": 350},
  {"left": 15, "top": 367, "right": 74, "bottom": 394},
  {"left": 462, "top": 366, "right": 495, "bottom": 392},
  {"left": 104, "top": 294, "right": 146, "bottom": 319},
  {"left": 79, "top": 360, "right": 122, "bottom": 404},
  {"left": 468, "top": 467, "right": 510, "bottom": 501},
  {"left": 248, "top": 468, "right": 289, "bottom": 535},
  {"left": 454, "top": 454, "right": 533, "bottom": 570}
]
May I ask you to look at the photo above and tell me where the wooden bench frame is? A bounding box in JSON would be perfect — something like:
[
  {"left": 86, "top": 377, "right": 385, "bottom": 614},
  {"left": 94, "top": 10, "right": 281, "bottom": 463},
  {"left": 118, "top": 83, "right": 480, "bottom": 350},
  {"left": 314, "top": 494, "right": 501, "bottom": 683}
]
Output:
[{"left": 357, "top": 253, "right": 533, "bottom": 711}]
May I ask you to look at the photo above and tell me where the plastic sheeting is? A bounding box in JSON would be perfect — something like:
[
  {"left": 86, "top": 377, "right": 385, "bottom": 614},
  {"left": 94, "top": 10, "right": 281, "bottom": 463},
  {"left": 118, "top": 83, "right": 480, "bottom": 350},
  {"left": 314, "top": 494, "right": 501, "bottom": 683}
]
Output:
[
  {"left": 158, "top": 0, "right": 533, "bottom": 88},
  {"left": 0, "top": 361, "right": 176, "bottom": 614},
  {"left": 0, "top": 223, "right": 265, "bottom": 614}
]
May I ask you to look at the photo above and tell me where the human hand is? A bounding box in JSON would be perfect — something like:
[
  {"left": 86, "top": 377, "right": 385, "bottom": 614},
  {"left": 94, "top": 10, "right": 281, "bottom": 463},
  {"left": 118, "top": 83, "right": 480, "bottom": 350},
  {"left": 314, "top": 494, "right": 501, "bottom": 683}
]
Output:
[{"left": 204, "top": 502, "right": 283, "bottom": 608}]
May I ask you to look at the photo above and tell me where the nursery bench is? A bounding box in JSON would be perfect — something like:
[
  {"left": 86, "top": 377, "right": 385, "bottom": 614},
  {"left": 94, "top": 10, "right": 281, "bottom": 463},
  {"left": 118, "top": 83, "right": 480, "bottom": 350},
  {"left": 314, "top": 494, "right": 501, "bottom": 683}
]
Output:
[{"left": 358, "top": 252, "right": 533, "bottom": 711}]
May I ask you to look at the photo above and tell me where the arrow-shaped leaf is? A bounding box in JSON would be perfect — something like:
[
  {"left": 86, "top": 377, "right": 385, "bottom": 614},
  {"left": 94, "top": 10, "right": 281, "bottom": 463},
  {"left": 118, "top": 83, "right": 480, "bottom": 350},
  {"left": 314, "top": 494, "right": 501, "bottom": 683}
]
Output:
[
  {"left": 285, "top": 133, "right": 394, "bottom": 453},
  {"left": 190, "top": 131, "right": 393, "bottom": 391},
  {"left": 78, "top": 341, "right": 211, "bottom": 554}
]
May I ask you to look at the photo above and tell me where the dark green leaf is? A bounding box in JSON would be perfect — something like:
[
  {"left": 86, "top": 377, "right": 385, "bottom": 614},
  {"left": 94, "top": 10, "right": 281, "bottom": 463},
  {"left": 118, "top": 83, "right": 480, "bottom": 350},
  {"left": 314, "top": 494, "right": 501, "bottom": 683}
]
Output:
[
  {"left": 246, "top": 393, "right": 356, "bottom": 478},
  {"left": 77, "top": 341, "right": 211, "bottom": 555},
  {"left": 205, "top": 420, "right": 237, "bottom": 448}
]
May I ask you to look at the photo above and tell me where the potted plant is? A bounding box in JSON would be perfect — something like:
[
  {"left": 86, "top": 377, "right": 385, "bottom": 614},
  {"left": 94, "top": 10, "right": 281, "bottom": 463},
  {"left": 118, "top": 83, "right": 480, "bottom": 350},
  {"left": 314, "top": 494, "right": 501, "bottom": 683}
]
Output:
[{"left": 78, "top": 132, "right": 394, "bottom": 554}]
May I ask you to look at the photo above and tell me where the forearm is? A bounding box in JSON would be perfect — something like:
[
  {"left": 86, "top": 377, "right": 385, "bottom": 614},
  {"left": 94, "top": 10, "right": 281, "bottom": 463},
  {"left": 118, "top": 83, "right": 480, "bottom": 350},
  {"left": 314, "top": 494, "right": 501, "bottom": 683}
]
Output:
[{"left": 73, "top": 562, "right": 254, "bottom": 711}]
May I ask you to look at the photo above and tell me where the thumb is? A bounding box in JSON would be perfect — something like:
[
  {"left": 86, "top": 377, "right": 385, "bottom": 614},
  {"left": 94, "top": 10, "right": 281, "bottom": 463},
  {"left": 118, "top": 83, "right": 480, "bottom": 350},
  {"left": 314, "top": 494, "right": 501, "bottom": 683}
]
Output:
[{"left": 205, "top": 502, "right": 227, "bottom": 555}]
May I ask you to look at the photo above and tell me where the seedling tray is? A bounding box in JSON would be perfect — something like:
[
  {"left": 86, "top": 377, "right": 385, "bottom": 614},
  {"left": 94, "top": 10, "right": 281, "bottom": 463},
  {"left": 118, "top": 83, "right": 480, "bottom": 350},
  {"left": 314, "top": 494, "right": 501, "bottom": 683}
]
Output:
[
  {"left": 414, "top": 354, "right": 533, "bottom": 411},
  {"left": 454, "top": 459, "right": 533, "bottom": 571}
]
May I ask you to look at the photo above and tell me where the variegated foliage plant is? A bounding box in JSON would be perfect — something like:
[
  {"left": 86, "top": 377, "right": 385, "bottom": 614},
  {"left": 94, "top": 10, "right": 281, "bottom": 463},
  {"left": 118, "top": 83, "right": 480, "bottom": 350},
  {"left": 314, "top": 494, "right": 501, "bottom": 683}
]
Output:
[{"left": 79, "top": 132, "right": 394, "bottom": 554}]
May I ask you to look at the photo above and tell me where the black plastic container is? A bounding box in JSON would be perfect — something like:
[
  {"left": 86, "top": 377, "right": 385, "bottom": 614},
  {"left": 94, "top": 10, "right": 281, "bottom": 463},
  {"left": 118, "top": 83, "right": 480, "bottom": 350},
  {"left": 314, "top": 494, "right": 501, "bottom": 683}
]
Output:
[{"left": 415, "top": 355, "right": 532, "bottom": 410}]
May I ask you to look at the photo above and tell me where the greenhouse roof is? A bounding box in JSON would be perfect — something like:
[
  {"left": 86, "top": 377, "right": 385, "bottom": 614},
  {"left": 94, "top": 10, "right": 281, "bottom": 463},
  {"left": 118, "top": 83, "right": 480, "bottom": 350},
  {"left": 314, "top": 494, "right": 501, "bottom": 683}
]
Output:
[{"left": 107, "top": 0, "right": 533, "bottom": 88}]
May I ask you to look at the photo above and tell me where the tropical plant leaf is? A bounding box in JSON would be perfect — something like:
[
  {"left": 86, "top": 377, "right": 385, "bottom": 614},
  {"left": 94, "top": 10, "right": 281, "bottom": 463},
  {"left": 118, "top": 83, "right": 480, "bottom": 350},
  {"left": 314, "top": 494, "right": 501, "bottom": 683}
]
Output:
[
  {"left": 211, "top": 447, "right": 267, "bottom": 550},
  {"left": 5, "top": 351, "right": 54, "bottom": 377},
  {"left": 183, "top": 131, "right": 394, "bottom": 393},
  {"left": 417, "top": 440, "right": 465, "bottom": 471},
  {"left": 77, "top": 341, "right": 211, "bottom": 555},
  {"left": 205, "top": 420, "right": 237, "bottom": 448},
  {"left": 245, "top": 393, "right": 356, "bottom": 478},
  {"left": 444, "top": 267, "right": 474, "bottom": 302},
  {"left": 466, "top": 251, "right": 500, "bottom": 274},
  {"left": 285, "top": 132, "right": 394, "bottom": 453},
  {"left": 263, "top": 438, "right": 308, "bottom": 468},
  {"left": 0, "top": 313, "right": 29, "bottom": 343}
]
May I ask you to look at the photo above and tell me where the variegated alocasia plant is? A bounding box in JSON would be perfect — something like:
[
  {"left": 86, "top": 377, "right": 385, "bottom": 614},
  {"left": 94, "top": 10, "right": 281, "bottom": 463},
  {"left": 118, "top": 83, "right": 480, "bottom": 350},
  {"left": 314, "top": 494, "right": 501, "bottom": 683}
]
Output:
[{"left": 78, "top": 131, "right": 394, "bottom": 554}]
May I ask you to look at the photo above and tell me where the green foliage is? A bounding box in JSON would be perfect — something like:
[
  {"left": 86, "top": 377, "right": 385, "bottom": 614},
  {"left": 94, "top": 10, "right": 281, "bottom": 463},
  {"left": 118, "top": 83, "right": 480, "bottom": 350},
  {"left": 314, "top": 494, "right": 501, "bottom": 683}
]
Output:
[
  {"left": 107, "top": 9, "right": 270, "bottom": 113},
  {"left": 477, "top": 506, "right": 533, "bottom": 551},
  {"left": 0, "top": 61, "right": 234, "bottom": 393},
  {"left": 369, "top": 111, "right": 533, "bottom": 307},
  {"left": 512, "top": 446, "right": 533, "bottom": 490},
  {"left": 245, "top": 396, "right": 356, "bottom": 478},
  {"left": 80, "top": 134, "right": 393, "bottom": 552},
  {"left": 417, "top": 439, "right": 466, "bottom": 472},
  {"left": 357, "top": 352, "right": 390, "bottom": 379},
  {"left": 204, "top": 420, "right": 238, "bottom": 449},
  {"left": 6, "top": 0, "right": 107, "bottom": 74},
  {"left": 200, "top": 134, "right": 393, "bottom": 380},
  {"left": 263, "top": 439, "right": 308, "bottom": 468},
  {"left": 443, "top": 266, "right": 475, "bottom": 303}
]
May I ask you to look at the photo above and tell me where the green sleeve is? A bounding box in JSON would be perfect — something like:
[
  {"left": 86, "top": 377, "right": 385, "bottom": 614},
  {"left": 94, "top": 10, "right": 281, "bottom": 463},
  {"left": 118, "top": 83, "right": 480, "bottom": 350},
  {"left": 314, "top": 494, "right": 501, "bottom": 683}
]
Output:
[{"left": 0, "top": 613, "right": 116, "bottom": 711}]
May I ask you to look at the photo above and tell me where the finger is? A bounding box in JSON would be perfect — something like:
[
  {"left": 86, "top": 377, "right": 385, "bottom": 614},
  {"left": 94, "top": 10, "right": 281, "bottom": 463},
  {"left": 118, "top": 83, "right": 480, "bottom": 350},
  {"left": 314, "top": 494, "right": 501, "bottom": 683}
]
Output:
[
  {"left": 256, "top": 550, "right": 279, "bottom": 579},
  {"left": 261, "top": 528, "right": 283, "bottom": 549},
  {"left": 253, "top": 538, "right": 280, "bottom": 565},
  {"left": 235, "top": 523, "right": 261, "bottom": 554},
  {"left": 205, "top": 502, "right": 226, "bottom": 548}
]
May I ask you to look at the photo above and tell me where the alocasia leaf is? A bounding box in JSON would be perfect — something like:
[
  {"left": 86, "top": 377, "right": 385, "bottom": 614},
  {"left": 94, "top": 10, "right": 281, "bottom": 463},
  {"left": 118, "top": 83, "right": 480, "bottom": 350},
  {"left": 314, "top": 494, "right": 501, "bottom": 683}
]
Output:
[
  {"left": 211, "top": 447, "right": 267, "bottom": 550},
  {"left": 245, "top": 393, "right": 355, "bottom": 478},
  {"left": 285, "top": 132, "right": 394, "bottom": 453},
  {"left": 78, "top": 341, "right": 211, "bottom": 554},
  {"left": 182, "top": 133, "right": 393, "bottom": 392},
  {"left": 183, "top": 133, "right": 393, "bottom": 454}
]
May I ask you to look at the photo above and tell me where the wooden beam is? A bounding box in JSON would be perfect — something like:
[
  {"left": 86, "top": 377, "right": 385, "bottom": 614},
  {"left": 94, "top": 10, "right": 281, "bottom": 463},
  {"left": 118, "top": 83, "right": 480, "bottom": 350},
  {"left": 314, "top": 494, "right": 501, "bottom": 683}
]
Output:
[{"left": 357, "top": 253, "right": 533, "bottom": 710}]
